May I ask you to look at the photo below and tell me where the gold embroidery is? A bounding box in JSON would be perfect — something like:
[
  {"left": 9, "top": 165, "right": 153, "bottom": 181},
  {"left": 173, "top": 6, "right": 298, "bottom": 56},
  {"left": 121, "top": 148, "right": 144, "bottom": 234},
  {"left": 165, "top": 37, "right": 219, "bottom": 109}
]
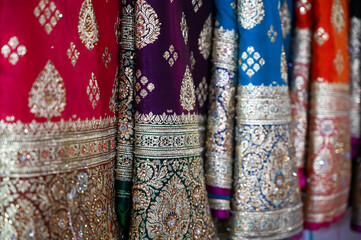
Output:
[
  {"left": 280, "top": 0, "right": 291, "bottom": 38},
  {"left": 102, "top": 47, "right": 112, "bottom": 68},
  {"left": 180, "top": 12, "right": 189, "bottom": 44},
  {"left": 67, "top": 42, "right": 80, "bottom": 66},
  {"left": 28, "top": 60, "right": 66, "bottom": 120},
  {"left": 180, "top": 66, "right": 196, "bottom": 112},
  {"left": 314, "top": 27, "right": 329, "bottom": 45},
  {"left": 195, "top": 77, "right": 207, "bottom": 107},
  {"left": 333, "top": 49, "right": 344, "bottom": 75},
  {"left": 163, "top": 45, "right": 178, "bottom": 67},
  {"left": 33, "top": 0, "right": 62, "bottom": 34},
  {"left": 135, "top": 70, "right": 155, "bottom": 104},
  {"left": 78, "top": 0, "right": 99, "bottom": 50},
  {"left": 198, "top": 14, "right": 212, "bottom": 60},
  {"left": 267, "top": 25, "right": 278, "bottom": 43},
  {"left": 192, "top": 0, "right": 203, "bottom": 13},
  {"left": 331, "top": 0, "right": 345, "bottom": 34},
  {"left": 239, "top": 46, "right": 265, "bottom": 78},
  {"left": 86, "top": 73, "right": 100, "bottom": 109},
  {"left": 135, "top": 0, "right": 161, "bottom": 49},
  {"left": 1, "top": 37, "right": 27, "bottom": 65},
  {"left": 238, "top": 0, "right": 265, "bottom": 30}
]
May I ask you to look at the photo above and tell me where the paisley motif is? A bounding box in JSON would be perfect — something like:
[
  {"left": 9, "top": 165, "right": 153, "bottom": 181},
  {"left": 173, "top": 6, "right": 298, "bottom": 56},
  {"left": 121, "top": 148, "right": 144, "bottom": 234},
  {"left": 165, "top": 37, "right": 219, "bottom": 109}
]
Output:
[
  {"left": 180, "top": 66, "right": 196, "bottom": 112},
  {"left": 135, "top": 0, "right": 161, "bottom": 49},
  {"left": 238, "top": 0, "right": 265, "bottom": 30},
  {"left": 28, "top": 60, "right": 66, "bottom": 120},
  {"left": 78, "top": 0, "right": 99, "bottom": 50}
]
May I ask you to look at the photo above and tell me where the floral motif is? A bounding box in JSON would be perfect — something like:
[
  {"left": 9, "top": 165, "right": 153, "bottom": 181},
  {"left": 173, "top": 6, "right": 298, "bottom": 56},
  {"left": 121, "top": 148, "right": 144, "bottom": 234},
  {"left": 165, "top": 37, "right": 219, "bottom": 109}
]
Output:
[
  {"left": 296, "top": 0, "right": 311, "bottom": 15},
  {"left": 267, "top": 25, "right": 278, "bottom": 43},
  {"left": 180, "top": 66, "right": 196, "bottom": 112},
  {"left": 102, "top": 47, "right": 112, "bottom": 68},
  {"left": 1, "top": 36, "right": 27, "bottom": 65},
  {"left": 33, "top": 0, "right": 62, "bottom": 34},
  {"left": 135, "top": 0, "right": 161, "bottom": 49},
  {"left": 135, "top": 70, "right": 155, "bottom": 104},
  {"left": 28, "top": 60, "right": 66, "bottom": 120},
  {"left": 331, "top": 0, "right": 345, "bottom": 34},
  {"left": 78, "top": 0, "right": 99, "bottom": 50},
  {"left": 86, "top": 73, "right": 100, "bottom": 109},
  {"left": 67, "top": 42, "right": 80, "bottom": 66},
  {"left": 180, "top": 12, "right": 189, "bottom": 44},
  {"left": 163, "top": 45, "right": 178, "bottom": 67},
  {"left": 314, "top": 27, "right": 329, "bottom": 45},
  {"left": 238, "top": 0, "right": 265, "bottom": 30},
  {"left": 239, "top": 46, "right": 265, "bottom": 78},
  {"left": 198, "top": 14, "right": 212, "bottom": 60}
]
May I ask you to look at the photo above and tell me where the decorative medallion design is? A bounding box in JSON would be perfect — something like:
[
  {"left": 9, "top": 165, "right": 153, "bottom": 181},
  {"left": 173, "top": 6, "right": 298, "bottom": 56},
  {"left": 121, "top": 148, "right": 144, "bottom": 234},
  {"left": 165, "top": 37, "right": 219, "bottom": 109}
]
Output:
[
  {"left": 198, "top": 14, "right": 212, "bottom": 60},
  {"left": 180, "top": 12, "right": 189, "bottom": 44},
  {"left": 1, "top": 36, "right": 27, "bottom": 65},
  {"left": 331, "top": 0, "right": 345, "bottom": 34},
  {"left": 314, "top": 27, "right": 329, "bottom": 45},
  {"left": 190, "top": 51, "right": 196, "bottom": 70},
  {"left": 192, "top": 0, "right": 203, "bottom": 13},
  {"left": 86, "top": 73, "right": 100, "bottom": 109},
  {"left": 239, "top": 46, "right": 265, "bottom": 78},
  {"left": 333, "top": 49, "right": 344, "bottom": 75},
  {"left": 78, "top": 0, "right": 99, "bottom": 50},
  {"left": 180, "top": 66, "right": 196, "bottom": 111},
  {"left": 296, "top": 0, "right": 311, "bottom": 15},
  {"left": 163, "top": 45, "right": 178, "bottom": 67},
  {"left": 195, "top": 77, "right": 208, "bottom": 107},
  {"left": 280, "top": 0, "right": 291, "bottom": 38},
  {"left": 67, "top": 42, "right": 80, "bottom": 66},
  {"left": 33, "top": 0, "right": 62, "bottom": 34},
  {"left": 238, "top": 0, "right": 265, "bottom": 30},
  {"left": 135, "top": 70, "right": 155, "bottom": 104},
  {"left": 102, "top": 47, "right": 112, "bottom": 68},
  {"left": 28, "top": 60, "right": 66, "bottom": 119},
  {"left": 135, "top": 0, "right": 161, "bottom": 49},
  {"left": 267, "top": 25, "right": 278, "bottom": 43}
]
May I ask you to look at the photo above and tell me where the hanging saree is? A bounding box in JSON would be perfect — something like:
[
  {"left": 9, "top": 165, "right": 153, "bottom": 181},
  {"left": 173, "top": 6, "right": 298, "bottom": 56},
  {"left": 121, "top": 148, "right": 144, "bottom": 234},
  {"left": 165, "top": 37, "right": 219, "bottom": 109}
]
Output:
[
  {"left": 129, "top": 0, "right": 216, "bottom": 239},
  {"left": 291, "top": 0, "right": 312, "bottom": 189},
  {"left": 205, "top": 0, "right": 238, "bottom": 220},
  {"left": 0, "top": 0, "right": 119, "bottom": 239},
  {"left": 230, "top": 0, "right": 303, "bottom": 239},
  {"left": 350, "top": 0, "right": 361, "bottom": 233},
  {"left": 303, "top": 0, "right": 351, "bottom": 230}
]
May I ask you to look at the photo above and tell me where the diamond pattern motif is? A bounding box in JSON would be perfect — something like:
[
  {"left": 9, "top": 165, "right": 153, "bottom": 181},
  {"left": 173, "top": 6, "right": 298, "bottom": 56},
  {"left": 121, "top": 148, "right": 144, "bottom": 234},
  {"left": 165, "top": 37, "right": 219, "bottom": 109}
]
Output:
[
  {"left": 163, "top": 45, "right": 178, "bottom": 67},
  {"left": 195, "top": 77, "right": 208, "bottom": 107},
  {"left": 86, "top": 73, "right": 100, "bottom": 109},
  {"left": 239, "top": 46, "right": 265, "bottom": 78},
  {"left": 34, "top": 0, "right": 62, "bottom": 34},
  {"left": 267, "top": 25, "right": 278, "bottom": 43},
  {"left": 314, "top": 27, "right": 329, "bottom": 45},
  {"left": 331, "top": 0, "right": 345, "bottom": 34},
  {"left": 1, "top": 36, "right": 27, "bottom": 65},
  {"left": 333, "top": 49, "right": 344, "bottom": 75},
  {"left": 67, "top": 42, "right": 80, "bottom": 66},
  {"left": 102, "top": 47, "right": 112, "bottom": 68},
  {"left": 135, "top": 70, "right": 155, "bottom": 104}
]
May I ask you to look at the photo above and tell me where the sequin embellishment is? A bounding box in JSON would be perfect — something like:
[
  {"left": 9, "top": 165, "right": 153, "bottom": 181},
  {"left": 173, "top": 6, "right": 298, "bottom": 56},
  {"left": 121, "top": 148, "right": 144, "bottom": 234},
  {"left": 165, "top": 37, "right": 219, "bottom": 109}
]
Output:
[
  {"left": 239, "top": 46, "right": 265, "bottom": 78},
  {"left": 86, "top": 73, "right": 100, "bottom": 109},
  {"left": 28, "top": 60, "right": 66, "bottom": 120},
  {"left": 34, "top": 0, "right": 62, "bottom": 34},
  {"left": 78, "top": 0, "right": 99, "bottom": 50}
]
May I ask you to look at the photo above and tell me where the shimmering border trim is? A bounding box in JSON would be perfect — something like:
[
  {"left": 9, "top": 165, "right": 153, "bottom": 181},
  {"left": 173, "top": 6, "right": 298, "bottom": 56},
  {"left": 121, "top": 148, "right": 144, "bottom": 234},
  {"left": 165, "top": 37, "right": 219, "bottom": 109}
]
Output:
[{"left": 208, "top": 198, "right": 231, "bottom": 210}]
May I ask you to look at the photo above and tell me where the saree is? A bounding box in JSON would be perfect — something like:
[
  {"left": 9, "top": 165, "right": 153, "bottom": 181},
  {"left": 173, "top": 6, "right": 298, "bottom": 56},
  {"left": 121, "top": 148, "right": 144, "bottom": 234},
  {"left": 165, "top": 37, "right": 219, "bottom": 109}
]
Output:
[
  {"left": 0, "top": 0, "right": 119, "bottom": 238},
  {"left": 303, "top": 0, "right": 351, "bottom": 230},
  {"left": 129, "top": 0, "right": 216, "bottom": 239},
  {"left": 291, "top": 0, "right": 312, "bottom": 189},
  {"left": 350, "top": 0, "right": 361, "bottom": 233},
  {"left": 230, "top": 0, "right": 303, "bottom": 239}
]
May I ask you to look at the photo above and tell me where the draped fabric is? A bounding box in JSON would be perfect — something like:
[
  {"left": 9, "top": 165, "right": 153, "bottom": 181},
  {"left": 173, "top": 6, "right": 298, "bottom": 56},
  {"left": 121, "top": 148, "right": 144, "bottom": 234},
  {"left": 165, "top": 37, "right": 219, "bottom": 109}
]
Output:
[
  {"left": 350, "top": 0, "right": 361, "bottom": 233},
  {"left": 303, "top": 0, "right": 351, "bottom": 230},
  {"left": 230, "top": 0, "right": 303, "bottom": 238},
  {"left": 0, "top": 0, "right": 119, "bottom": 238},
  {"left": 291, "top": 0, "right": 313, "bottom": 189},
  {"left": 205, "top": 0, "right": 238, "bottom": 220},
  {"left": 129, "top": 0, "right": 216, "bottom": 239}
]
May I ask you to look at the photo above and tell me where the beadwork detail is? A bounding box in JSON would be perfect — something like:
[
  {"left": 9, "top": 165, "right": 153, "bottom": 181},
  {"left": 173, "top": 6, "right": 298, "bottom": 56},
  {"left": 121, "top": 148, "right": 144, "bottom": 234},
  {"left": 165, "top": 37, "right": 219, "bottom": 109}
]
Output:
[
  {"left": 67, "top": 42, "right": 80, "bottom": 66},
  {"left": 239, "top": 46, "right": 265, "bottom": 78},
  {"left": 28, "top": 60, "right": 66, "bottom": 120},
  {"left": 1, "top": 37, "right": 27, "bottom": 65},
  {"left": 86, "top": 73, "right": 100, "bottom": 109},
  {"left": 78, "top": 0, "right": 99, "bottom": 50},
  {"left": 33, "top": 0, "right": 62, "bottom": 34}
]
